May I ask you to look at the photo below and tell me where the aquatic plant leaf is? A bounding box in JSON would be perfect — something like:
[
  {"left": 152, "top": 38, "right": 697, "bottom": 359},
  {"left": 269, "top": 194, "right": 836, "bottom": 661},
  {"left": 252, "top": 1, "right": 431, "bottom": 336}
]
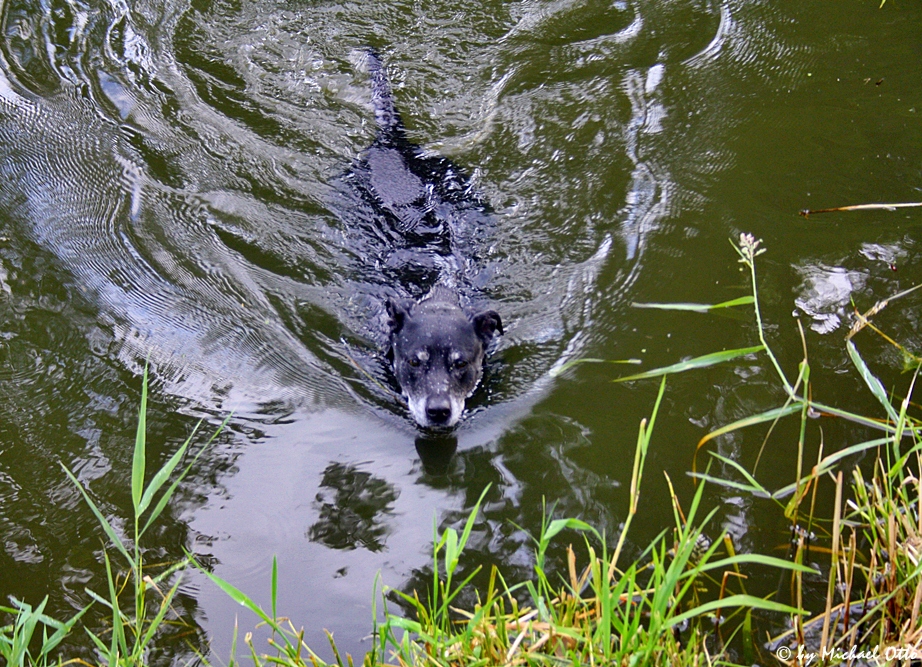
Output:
[
  {"left": 83, "top": 628, "right": 110, "bottom": 659},
  {"left": 456, "top": 485, "right": 490, "bottom": 560},
  {"left": 696, "top": 554, "right": 817, "bottom": 575},
  {"left": 102, "top": 549, "right": 127, "bottom": 657},
  {"left": 543, "top": 518, "right": 594, "bottom": 543},
  {"left": 689, "top": 472, "right": 771, "bottom": 497},
  {"left": 33, "top": 601, "right": 90, "bottom": 661},
  {"left": 808, "top": 401, "right": 898, "bottom": 433},
  {"left": 140, "top": 414, "right": 228, "bottom": 538},
  {"left": 770, "top": 436, "right": 892, "bottom": 499},
  {"left": 742, "top": 608, "right": 755, "bottom": 665},
  {"left": 140, "top": 577, "right": 182, "bottom": 650},
  {"left": 696, "top": 402, "right": 803, "bottom": 457},
  {"left": 194, "top": 566, "right": 274, "bottom": 627},
  {"left": 705, "top": 452, "right": 772, "bottom": 496},
  {"left": 271, "top": 556, "right": 278, "bottom": 621},
  {"left": 0, "top": 597, "right": 46, "bottom": 665},
  {"left": 137, "top": 420, "right": 201, "bottom": 517},
  {"left": 60, "top": 464, "right": 132, "bottom": 566}
]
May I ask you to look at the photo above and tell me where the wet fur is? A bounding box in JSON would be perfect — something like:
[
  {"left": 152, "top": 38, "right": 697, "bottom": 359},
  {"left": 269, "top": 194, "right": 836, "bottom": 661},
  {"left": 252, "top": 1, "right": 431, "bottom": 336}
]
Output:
[{"left": 351, "top": 50, "right": 502, "bottom": 428}]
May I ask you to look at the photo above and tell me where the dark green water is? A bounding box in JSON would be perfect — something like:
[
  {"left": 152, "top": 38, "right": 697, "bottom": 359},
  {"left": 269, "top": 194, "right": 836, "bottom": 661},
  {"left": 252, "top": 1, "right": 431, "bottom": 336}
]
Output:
[{"left": 1, "top": 0, "right": 920, "bottom": 661}]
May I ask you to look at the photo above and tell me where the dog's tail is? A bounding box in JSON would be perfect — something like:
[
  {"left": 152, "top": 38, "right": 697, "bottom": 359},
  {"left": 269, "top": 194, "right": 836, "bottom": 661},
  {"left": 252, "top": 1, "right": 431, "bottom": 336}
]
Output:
[{"left": 366, "top": 48, "right": 406, "bottom": 139}]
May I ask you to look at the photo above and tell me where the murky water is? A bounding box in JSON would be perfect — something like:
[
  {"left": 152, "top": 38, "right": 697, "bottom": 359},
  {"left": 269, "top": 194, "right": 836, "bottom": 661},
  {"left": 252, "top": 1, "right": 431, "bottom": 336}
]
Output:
[{"left": 2, "top": 0, "right": 922, "bottom": 661}]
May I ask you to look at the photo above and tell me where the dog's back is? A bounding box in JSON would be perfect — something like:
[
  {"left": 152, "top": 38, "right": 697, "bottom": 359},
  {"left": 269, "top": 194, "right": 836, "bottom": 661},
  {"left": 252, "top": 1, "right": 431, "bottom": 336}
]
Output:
[
  {"left": 346, "top": 50, "right": 491, "bottom": 294},
  {"left": 344, "top": 50, "right": 502, "bottom": 428}
]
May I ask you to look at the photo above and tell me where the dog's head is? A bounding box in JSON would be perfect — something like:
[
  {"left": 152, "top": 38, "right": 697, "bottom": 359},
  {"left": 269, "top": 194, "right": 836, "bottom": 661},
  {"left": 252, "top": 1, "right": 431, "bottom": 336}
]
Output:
[{"left": 386, "top": 288, "right": 502, "bottom": 429}]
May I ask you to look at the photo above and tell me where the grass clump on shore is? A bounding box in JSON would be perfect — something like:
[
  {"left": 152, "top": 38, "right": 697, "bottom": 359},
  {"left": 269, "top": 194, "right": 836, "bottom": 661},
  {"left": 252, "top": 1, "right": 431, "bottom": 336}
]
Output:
[
  {"left": 4, "top": 367, "right": 809, "bottom": 667},
  {"left": 629, "top": 234, "right": 922, "bottom": 659},
  {"left": 369, "top": 390, "right": 810, "bottom": 666},
  {"left": 1, "top": 367, "right": 228, "bottom": 667}
]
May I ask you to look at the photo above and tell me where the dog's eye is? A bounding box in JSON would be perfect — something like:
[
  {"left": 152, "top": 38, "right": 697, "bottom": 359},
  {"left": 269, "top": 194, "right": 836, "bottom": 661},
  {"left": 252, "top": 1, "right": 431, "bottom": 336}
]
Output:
[
  {"left": 408, "top": 358, "right": 421, "bottom": 368},
  {"left": 452, "top": 359, "right": 468, "bottom": 370}
]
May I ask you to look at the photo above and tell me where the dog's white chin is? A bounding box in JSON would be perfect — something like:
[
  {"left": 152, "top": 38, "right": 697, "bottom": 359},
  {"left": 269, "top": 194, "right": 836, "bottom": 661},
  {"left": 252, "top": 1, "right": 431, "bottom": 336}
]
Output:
[{"left": 407, "top": 395, "right": 464, "bottom": 428}]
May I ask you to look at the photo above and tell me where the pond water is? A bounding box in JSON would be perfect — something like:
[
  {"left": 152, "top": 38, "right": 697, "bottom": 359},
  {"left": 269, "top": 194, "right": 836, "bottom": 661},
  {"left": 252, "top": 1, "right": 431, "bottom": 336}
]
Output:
[{"left": 1, "top": 0, "right": 921, "bottom": 661}]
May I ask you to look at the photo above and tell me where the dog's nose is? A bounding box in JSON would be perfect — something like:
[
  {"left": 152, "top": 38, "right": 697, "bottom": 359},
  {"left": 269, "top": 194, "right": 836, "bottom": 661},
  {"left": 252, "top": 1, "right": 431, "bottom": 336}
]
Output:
[{"left": 426, "top": 399, "right": 452, "bottom": 425}]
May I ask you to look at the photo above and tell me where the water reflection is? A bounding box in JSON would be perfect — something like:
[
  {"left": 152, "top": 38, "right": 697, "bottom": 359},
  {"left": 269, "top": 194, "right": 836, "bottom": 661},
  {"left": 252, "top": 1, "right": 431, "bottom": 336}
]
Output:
[
  {"left": 308, "top": 462, "right": 399, "bottom": 552},
  {"left": 794, "top": 263, "right": 866, "bottom": 334},
  {"left": 414, "top": 433, "right": 459, "bottom": 476}
]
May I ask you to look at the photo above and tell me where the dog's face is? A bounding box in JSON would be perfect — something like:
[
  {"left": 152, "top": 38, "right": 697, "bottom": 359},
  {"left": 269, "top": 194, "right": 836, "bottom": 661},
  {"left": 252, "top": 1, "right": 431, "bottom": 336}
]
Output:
[{"left": 387, "top": 293, "right": 502, "bottom": 429}]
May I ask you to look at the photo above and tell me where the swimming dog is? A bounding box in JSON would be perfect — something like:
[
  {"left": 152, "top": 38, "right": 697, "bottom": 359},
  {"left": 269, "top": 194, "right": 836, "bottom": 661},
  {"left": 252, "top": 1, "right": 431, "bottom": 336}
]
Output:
[{"left": 347, "top": 50, "right": 502, "bottom": 429}]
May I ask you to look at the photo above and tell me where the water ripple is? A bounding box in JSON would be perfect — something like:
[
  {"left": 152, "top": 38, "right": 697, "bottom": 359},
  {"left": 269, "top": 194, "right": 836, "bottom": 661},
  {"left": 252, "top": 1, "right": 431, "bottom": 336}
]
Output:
[{"left": 0, "top": 0, "right": 668, "bottom": 427}]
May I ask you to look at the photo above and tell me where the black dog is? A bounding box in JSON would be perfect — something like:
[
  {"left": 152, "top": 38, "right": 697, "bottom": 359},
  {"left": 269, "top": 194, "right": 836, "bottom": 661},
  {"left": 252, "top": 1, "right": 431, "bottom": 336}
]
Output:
[{"left": 347, "top": 50, "right": 502, "bottom": 429}]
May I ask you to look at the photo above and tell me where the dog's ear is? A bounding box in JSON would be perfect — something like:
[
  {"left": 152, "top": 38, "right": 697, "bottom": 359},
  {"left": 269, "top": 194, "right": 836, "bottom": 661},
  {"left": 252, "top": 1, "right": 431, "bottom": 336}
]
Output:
[
  {"left": 472, "top": 310, "right": 503, "bottom": 345},
  {"left": 386, "top": 298, "right": 413, "bottom": 335}
]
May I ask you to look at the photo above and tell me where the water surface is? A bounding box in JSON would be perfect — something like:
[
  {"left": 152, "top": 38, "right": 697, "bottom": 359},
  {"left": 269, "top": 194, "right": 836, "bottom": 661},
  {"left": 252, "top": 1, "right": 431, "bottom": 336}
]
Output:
[{"left": 1, "top": 0, "right": 921, "bottom": 661}]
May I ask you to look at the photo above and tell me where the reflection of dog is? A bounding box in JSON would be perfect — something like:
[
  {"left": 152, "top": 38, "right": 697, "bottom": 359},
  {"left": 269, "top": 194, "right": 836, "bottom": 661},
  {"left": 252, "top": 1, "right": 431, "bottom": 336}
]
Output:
[{"left": 352, "top": 50, "right": 503, "bottom": 428}]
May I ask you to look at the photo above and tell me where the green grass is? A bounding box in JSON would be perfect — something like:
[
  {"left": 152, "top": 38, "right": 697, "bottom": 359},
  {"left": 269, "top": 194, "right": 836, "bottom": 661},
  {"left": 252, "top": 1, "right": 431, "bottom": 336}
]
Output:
[
  {"left": 0, "top": 366, "right": 228, "bottom": 667},
  {"left": 61, "top": 366, "right": 227, "bottom": 665},
  {"left": 367, "top": 386, "right": 810, "bottom": 666},
  {"left": 0, "top": 596, "right": 88, "bottom": 667},
  {"left": 634, "top": 233, "right": 922, "bottom": 657}
]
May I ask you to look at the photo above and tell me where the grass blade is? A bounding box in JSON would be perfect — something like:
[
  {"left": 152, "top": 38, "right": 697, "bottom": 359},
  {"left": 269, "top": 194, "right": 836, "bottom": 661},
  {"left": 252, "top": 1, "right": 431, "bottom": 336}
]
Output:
[
  {"left": 140, "top": 414, "right": 228, "bottom": 537},
  {"left": 695, "top": 554, "right": 818, "bottom": 575},
  {"left": 550, "top": 357, "right": 642, "bottom": 377},
  {"left": 846, "top": 340, "right": 900, "bottom": 424},
  {"left": 668, "top": 594, "right": 805, "bottom": 627},
  {"left": 808, "top": 400, "right": 902, "bottom": 433},
  {"left": 190, "top": 557, "right": 285, "bottom": 637},
  {"left": 34, "top": 604, "right": 90, "bottom": 661},
  {"left": 632, "top": 296, "right": 754, "bottom": 312},
  {"left": 695, "top": 402, "right": 803, "bottom": 473},
  {"left": 688, "top": 472, "right": 772, "bottom": 497},
  {"left": 132, "top": 365, "right": 149, "bottom": 515},
  {"left": 542, "top": 518, "right": 596, "bottom": 543},
  {"left": 457, "top": 485, "right": 490, "bottom": 556},
  {"left": 703, "top": 452, "right": 773, "bottom": 497},
  {"left": 137, "top": 420, "right": 202, "bottom": 517},
  {"left": 102, "top": 549, "right": 127, "bottom": 660},
  {"left": 139, "top": 576, "right": 182, "bottom": 651},
  {"left": 614, "top": 345, "right": 764, "bottom": 382},
  {"left": 271, "top": 556, "right": 278, "bottom": 621},
  {"left": 60, "top": 464, "right": 132, "bottom": 566},
  {"left": 770, "top": 436, "right": 892, "bottom": 499}
]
